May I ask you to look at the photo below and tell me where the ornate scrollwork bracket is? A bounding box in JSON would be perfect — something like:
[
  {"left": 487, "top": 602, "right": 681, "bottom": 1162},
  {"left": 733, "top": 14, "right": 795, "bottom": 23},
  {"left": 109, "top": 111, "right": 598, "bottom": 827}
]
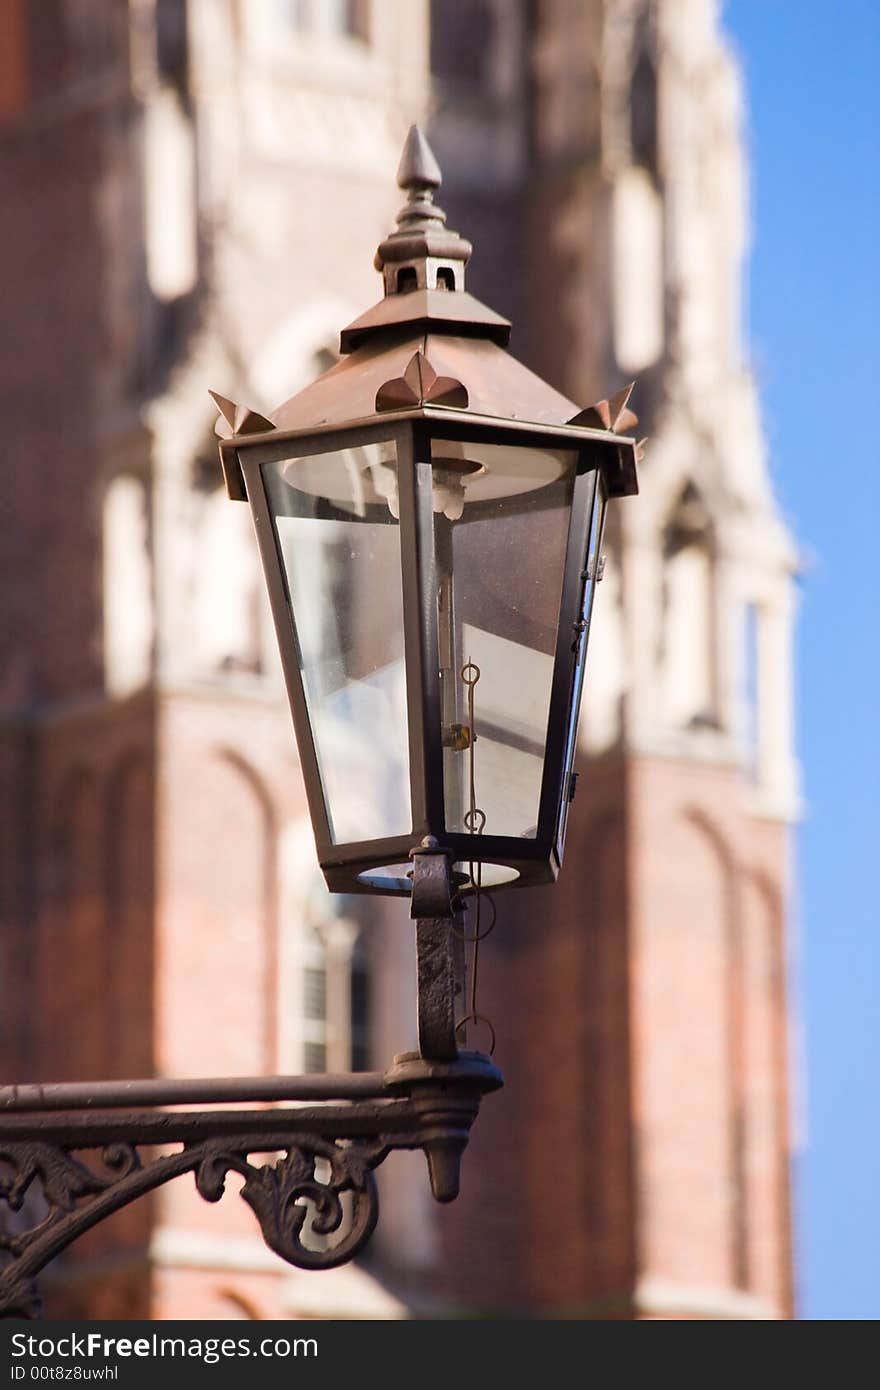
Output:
[
  {"left": 0, "top": 1052, "right": 501, "bottom": 1319},
  {"left": 0, "top": 851, "right": 497, "bottom": 1318}
]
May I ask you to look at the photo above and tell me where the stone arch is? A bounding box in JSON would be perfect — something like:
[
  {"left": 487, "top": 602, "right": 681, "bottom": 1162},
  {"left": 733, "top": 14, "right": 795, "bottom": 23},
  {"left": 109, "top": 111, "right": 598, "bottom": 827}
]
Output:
[
  {"left": 568, "top": 807, "right": 635, "bottom": 1300},
  {"left": 217, "top": 747, "right": 279, "bottom": 1071},
  {"left": 161, "top": 747, "right": 278, "bottom": 1082},
  {"left": 663, "top": 480, "right": 716, "bottom": 554},
  {"left": 643, "top": 428, "right": 728, "bottom": 536},
  {"left": 637, "top": 803, "right": 742, "bottom": 1287},
  {"left": 682, "top": 805, "right": 747, "bottom": 1289},
  {"left": 155, "top": 747, "right": 279, "bottom": 1242},
  {"left": 249, "top": 296, "right": 359, "bottom": 411},
  {"left": 680, "top": 804, "right": 735, "bottom": 874},
  {"left": 740, "top": 865, "right": 791, "bottom": 1313}
]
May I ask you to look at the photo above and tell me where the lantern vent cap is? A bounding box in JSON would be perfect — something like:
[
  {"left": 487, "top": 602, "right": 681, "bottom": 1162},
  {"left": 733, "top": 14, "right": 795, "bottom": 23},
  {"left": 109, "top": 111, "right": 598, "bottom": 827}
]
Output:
[{"left": 374, "top": 125, "right": 473, "bottom": 298}]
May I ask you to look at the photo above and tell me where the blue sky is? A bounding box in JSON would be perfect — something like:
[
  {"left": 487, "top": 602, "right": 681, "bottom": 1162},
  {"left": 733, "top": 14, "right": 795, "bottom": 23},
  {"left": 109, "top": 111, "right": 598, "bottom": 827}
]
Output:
[{"left": 724, "top": 1, "right": 880, "bottom": 1320}]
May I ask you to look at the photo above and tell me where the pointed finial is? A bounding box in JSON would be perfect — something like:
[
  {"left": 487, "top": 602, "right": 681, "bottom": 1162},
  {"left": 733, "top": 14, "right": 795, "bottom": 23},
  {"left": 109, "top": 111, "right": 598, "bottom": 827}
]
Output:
[
  {"left": 394, "top": 124, "right": 445, "bottom": 234},
  {"left": 397, "top": 124, "right": 442, "bottom": 194},
  {"left": 374, "top": 124, "right": 472, "bottom": 296}
]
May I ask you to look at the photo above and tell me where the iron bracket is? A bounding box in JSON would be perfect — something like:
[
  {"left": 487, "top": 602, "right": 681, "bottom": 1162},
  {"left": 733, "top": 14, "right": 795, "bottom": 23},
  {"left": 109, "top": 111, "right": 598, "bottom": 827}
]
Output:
[
  {"left": 410, "top": 839, "right": 467, "bottom": 1062},
  {"left": 0, "top": 1054, "right": 501, "bottom": 1319},
  {"left": 0, "top": 847, "right": 496, "bottom": 1318}
]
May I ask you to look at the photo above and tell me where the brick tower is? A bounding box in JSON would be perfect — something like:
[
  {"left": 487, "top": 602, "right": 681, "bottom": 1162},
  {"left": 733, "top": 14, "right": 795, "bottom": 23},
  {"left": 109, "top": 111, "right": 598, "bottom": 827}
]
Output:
[
  {"left": 0, "top": 0, "right": 797, "bottom": 1319},
  {"left": 425, "top": 0, "right": 800, "bottom": 1319}
]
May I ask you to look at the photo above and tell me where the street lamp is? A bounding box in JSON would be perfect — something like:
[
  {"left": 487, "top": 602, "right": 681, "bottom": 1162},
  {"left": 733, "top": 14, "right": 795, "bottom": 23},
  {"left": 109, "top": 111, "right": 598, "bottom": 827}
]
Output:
[
  {"left": 0, "top": 127, "right": 639, "bottom": 1319},
  {"left": 213, "top": 125, "right": 638, "bottom": 901}
]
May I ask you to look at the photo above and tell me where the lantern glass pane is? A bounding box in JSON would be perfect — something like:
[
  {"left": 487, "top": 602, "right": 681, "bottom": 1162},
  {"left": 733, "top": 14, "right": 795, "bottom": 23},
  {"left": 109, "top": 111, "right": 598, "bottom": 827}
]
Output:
[
  {"left": 431, "top": 438, "right": 580, "bottom": 841},
  {"left": 557, "top": 484, "right": 605, "bottom": 852},
  {"left": 262, "top": 440, "right": 410, "bottom": 844}
]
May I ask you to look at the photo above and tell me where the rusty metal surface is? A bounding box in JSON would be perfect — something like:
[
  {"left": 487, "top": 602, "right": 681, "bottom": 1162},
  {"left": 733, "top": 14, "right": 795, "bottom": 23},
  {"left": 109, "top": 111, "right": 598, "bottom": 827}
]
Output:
[
  {"left": 0, "top": 1055, "right": 501, "bottom": 1318},
  {"left": 410, "top": 844, "right": 465, "bottom": 1064},
  {"left": 384, "top": 1051, "right": 502, "bottom": 1203},
  {"left": 415, "top": 916, "right": 461, "bottom": 1063},
  {"left": 209, "top": 390, "right": 274, "bottom": 440},
  {"left": 569, "top": 381, "right": 638, "bottom": 433},
  {"left": 339, "top": 289, "right": 510, "bottom": 351},
  {"left": 268, "top": 329, "right": 578, "bottom": 436},
  {"left": 0, "top": 1073, "right": 387, "bottom": 1112},
  {"left": 375, "top": 349, "right": 468, "bottom": 412},
  {"left": 213, "top": 123, "right": 642, "bottom": 497}
]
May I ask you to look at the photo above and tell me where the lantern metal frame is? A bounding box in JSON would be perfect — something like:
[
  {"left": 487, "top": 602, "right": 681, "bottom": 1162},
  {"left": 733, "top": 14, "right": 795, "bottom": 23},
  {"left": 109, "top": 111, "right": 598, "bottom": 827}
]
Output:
[{"left": 223, "top": 408, "right": 630, "bottom": 897}]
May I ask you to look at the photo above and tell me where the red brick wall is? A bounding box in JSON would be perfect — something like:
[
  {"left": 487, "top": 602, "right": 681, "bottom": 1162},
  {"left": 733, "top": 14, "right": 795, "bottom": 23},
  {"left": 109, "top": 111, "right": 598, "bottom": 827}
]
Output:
[{"left": 429, "top": 753, "right": 791, "bottom": 1318}]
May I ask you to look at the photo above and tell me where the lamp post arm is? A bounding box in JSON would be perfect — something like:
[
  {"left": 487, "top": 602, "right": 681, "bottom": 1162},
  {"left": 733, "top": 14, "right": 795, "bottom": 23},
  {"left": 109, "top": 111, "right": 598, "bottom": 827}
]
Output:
[
  {"left": 0, "top": 1055, "right": 500, "bottom": 1320},
  {"left": 410, "top": 840, "right": 468, "bottom": 1062}
]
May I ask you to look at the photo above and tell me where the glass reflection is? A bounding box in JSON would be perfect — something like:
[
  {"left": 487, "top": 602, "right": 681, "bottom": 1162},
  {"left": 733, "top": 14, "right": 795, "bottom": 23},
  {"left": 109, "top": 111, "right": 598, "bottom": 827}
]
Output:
[
  {"left": 263, "top": 441, "right": 411, "bottom": 844},
  {"left": 432, "top": 439, "right": 581, "bottom": 841}
]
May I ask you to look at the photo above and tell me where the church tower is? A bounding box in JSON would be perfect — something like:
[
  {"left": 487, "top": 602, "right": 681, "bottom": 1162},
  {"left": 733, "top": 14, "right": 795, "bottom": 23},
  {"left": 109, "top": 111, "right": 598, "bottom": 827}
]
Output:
[
  {"left": 0, "top": 0, "right": 434, "bottom": 1320},
  {"left": 428, "top": 0, "right": 799, "bottom": 1318},
  {"left": 0, "top": 0, "right": 797, "bottom": 1319}
]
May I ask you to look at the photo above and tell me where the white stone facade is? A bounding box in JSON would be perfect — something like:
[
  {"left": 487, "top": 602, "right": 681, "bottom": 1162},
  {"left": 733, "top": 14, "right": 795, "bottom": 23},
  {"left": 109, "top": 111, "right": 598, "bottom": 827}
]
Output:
[{"left": 578, "top": 0, "right": 799, "bottom": 824}]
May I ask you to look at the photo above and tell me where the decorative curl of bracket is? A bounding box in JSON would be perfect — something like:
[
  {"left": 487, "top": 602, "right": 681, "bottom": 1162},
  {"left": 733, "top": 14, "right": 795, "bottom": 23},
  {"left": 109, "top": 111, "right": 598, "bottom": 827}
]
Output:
[
  {"left": 0, "top": 1129, "right": 384, "bottom": 1317},
  {"left": 195, "top": 1135, "right": 383, "bottom": 1272}
]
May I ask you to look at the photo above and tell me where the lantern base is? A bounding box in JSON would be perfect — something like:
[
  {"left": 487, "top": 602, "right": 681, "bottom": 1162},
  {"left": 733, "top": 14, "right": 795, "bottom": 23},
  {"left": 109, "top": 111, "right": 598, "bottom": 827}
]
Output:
[{"left": 357, "top": 860, "right": 520, "bottom": 893}]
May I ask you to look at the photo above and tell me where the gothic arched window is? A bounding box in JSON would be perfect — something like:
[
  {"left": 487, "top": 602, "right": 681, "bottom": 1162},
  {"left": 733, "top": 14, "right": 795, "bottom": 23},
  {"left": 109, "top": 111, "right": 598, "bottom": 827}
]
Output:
[
  {"left": 103, "top": 475, "right": 153, "bottom": 697},
  {"left": 301, "top": 928, "right": 329, "bottom": 1073},
  {"left": 630, "top": 41, "right": 659, "bottom": 177},
  {"left": 627, "top": 1, "right": 660, "bottom": 179},
  {"left": 431, "top": 0, "right": 493, "bottom": 89},
  {"left": 661, "top": 483, "right": 718, "bottom": 731},
  {"left": 279, "top": 0, "right": 369, "bottom": 43},
  {"left": 301, "top": 917, "right": 370, "bottom": 1073},
  {"left": 190, "top": 431, "right": 264, "bottom": 677}
]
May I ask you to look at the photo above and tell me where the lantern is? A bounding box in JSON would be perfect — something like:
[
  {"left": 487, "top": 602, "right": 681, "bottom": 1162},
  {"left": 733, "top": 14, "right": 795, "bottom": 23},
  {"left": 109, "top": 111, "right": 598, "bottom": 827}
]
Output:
[{"left": 213, "top": 126, "right": 639, "bottom": 899}]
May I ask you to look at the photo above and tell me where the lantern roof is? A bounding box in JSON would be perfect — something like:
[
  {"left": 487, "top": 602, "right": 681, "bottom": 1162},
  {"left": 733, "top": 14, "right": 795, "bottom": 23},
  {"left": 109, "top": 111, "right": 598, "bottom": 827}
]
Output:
[{"left": 212, "top": 126, "right": 642, "bottom": 500}]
